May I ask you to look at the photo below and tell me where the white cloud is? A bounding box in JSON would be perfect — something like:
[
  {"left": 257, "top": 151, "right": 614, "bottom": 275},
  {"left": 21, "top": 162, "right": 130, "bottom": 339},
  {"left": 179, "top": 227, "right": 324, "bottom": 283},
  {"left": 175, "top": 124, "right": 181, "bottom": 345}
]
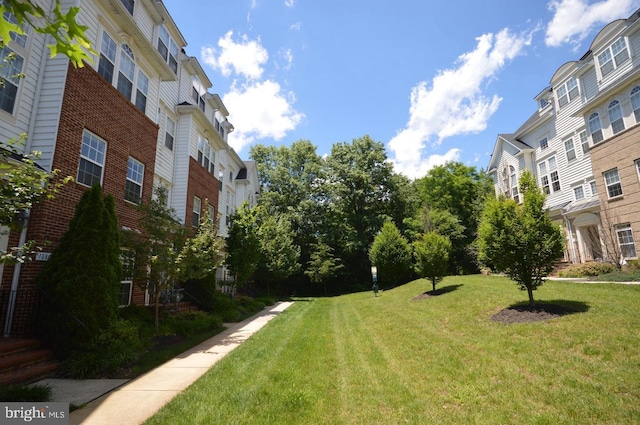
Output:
[
  {"left": 201, "top": 31, "right": 268, "bottom": 80},
  {"left": 545, "top": 0, "right": 639, "bottom": 47},
  {"left": 388, "top": 28, "right": 531, "bottom": 179},
  {"left": 279, "top": 48, "right": 294, "bottom": 70},
  {"left": 290, "top": 22, "right": 302, "bottom": 31},
  {"left": 223, "top": 80, "right": 305, "bottom": 153},
  {"left": 284, "top": 0, "right": 295, "bottom": 7}
]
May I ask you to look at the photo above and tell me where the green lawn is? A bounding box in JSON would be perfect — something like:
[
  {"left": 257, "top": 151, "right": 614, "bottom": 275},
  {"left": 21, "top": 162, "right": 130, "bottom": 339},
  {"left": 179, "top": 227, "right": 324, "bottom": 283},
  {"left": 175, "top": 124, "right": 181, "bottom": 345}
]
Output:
[{"left": 145, "top": 276, "right": 640, "bottom": 425}]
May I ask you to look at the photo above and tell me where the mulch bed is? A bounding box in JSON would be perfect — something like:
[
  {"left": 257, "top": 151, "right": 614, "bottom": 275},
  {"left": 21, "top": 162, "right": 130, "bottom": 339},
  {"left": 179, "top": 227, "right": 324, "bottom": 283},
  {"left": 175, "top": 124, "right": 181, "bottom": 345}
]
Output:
[
  {"left": 490, "top": 303, "right": 576, "bottom": 324},
  {"left": 412, "top": 293, "right": 577, "bottom": 324}
]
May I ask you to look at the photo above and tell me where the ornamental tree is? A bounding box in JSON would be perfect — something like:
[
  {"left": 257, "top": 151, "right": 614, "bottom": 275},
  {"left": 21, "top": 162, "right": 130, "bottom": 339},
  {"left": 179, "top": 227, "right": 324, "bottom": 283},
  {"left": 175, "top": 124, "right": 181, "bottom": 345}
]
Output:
[
  {"left": 368, "top": 221, "right": 412, "bottom": 288},
  {"left": 478, "top": 170, "right": 565, "bottom": 305},
  {"left": 413, "top": 232, "right": 451, "bottom": 292}
]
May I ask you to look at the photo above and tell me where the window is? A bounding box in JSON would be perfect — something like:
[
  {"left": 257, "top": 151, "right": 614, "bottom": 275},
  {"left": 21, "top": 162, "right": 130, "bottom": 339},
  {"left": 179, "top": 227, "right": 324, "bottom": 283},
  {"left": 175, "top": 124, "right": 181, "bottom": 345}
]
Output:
[
  {"left": 538, "top": 156, "right": 560, "bottom": 194},
  {"left": 0, "top": 47, "right": 24, "bottom": 114},
  {"left": 603, "top": 168, "right": 623, "bottom": 198},
  {"left": 557, "top": 77, "right": 579, "bottom": 107},
  {"left": 597, "top": 37, "right": 629, "bottom": 77},
  {"left": 158, "top": 25, "right": 178, "bottom": 74},
  {"left": 117, "top": 44, "right": 135, "bottom": 100},
  {"left": 590, "top": 181, "right": 598, "bottom": 196},
  {"left": 197, "top": 137, "right": 215, "bottom": 175},
  {"left": 192, "top": 196, "right": 201, "bottom": 227},
  {"left": 99, "top": 33, "right": 148, "bottom": 113},
  {"left": 165, "top": 117, "right": 175, "bottom": 150},
  {"left": 608, "top": 100, "right": 625, "bottom": 135},
  {"left": 579, "top": 131, "right": 589, "bottom": 155},
  {"left": 119, "top": 249, "right": 135, "bottom": 306},
  {"left": 539, "top": 137, "right": 548, "bottom": 150},
  {"left": 78, "top": 130, "right": 106, "bottom": 187},
  {"left": 631, "top": 86, "right": 640, "bottom": 123},
  {"left": 564, "top": 138, "right": 576, "bottom": 161},
  {"left": 98, "top": 31, "right": 116, "bottom": 83},
  {"left": 125, "top": 157, "right": 144, "bottom": 204},
  {"left": 192, "top": 76, "right": 206, "bottom": 111},
  {"left": 589, "top": 113, "right": 603, "bottom": 144},
  {"left": 208, "top": 205, "right": 215, "bottom": 226},
  {"left": 120, "top": 0, "right": 134, "bottom": 14},
  {"left": 574, "top": 186, "right": 585, "bottom": 201},
  {"left": 616, "top": 224, "right": 637, "bottom": 258},
  {"left": 135, "top": 70, "right": 148, "bottom": 113},
  {"left": 636, "top": 159, "right": 640, "bottom": 181},
  {"left": 539, "top": 98, "right": 549, "bottom": 109},
  {"left": 3, "top": 5, "right": 28, "bottom": 48}
]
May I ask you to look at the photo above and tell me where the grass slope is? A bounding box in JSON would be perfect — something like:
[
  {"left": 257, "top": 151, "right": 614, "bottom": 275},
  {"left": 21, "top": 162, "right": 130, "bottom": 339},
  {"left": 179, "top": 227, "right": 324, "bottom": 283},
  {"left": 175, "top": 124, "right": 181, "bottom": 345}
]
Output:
[{"left": 145, "top": 275, "right": 640, "bottom": 425}]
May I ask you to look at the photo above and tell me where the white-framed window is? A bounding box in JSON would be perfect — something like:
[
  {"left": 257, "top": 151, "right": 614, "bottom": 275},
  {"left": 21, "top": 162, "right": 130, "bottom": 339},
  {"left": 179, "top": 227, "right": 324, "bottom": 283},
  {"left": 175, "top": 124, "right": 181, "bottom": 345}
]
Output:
[
  {"left": 635, "top": 159, "right": 640, "bottom": 182},
  {"left": 98, "top": 31, "right": 149, "bottom": 113},
  {"left": 616, "top": 223, "right": 637, "bottom": 258},
  {"left": 120, "top": 0, "right": 134, "bottom": 14},
  {"left": 538, "top": 156, "right": 560, "bottom": 194},
  {"left": 192, "top": 76, "right": 206, "bottom": 111},
  {"left": 590, "top": 181, "right": 598, "bottom": 196},
  {"left": 631, "top": 86, "right": 640, "bottom": 123},
  {"left": 164, "top": 116, "right": 175, "bottom": 150},
  {"left": 98, "top": 30, "right": 117, "bottom": 83},
  {"left": 557, "top": 77, "right": 579, "bottom": 107},
  {"left": 564, "top": 137, "right": 576, "bottom": 162},
  {"left": 157, "top": 25, "right": 178, "bottom": 74},
  {"left": 0, "top": 47, "right": 24, "bottom": 114},
  {"left": 603, "top": 168, "right": 623, "bottom": 198},
  {"left": 197, "top": 136, "right": 215, "bottom": 175},
  {"left": 78, "top": 130, "right": 106, "bottom": 187},
  {"left": 0, "top": 6, "right": 28, "bottom": 114},
  {"left": 597, "top": 37, "right": 629, "bottom": 77},
  {"left": 608, "top": 100, "right": 625, "bottom": 135},
  {"left": 192, "top": 196, "right": 201, "bottom": 227},
  {"left": 208, "top": 205, "right": 215, "bottom": 226},
  {"left": 125, "top": 157, "right": 144, "bottom": 204},
  {"left": 589, "top": 112, "right": 603, "bottom": 144},
  {"left": 539, "top": 137, "right": 548, "bottom": 150},
  {"left": 119, "top": 249, "right": 135, "bottom": 307},
  {"left": 579, "top": 130, "right": 589, "bottom": 155},
  {"left": 502, "top": 165, "right": 519, "bottom": 202},
  {"left": 574, "top": 186, "right": 585, "bottom": 201}
]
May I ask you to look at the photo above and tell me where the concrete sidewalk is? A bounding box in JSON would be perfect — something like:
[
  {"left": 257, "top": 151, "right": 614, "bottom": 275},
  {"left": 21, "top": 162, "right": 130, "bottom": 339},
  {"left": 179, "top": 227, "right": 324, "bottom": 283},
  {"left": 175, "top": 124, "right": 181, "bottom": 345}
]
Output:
[{"left": 62, "top": 301, "right": 293, "bottom": 425}]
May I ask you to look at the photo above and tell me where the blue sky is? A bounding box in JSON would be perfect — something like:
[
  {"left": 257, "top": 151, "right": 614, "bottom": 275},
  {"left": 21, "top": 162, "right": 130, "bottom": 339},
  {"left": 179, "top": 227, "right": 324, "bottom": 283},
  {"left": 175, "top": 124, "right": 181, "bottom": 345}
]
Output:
[{"left": 163, "top": 0, "right": 640, "bottom": 179}]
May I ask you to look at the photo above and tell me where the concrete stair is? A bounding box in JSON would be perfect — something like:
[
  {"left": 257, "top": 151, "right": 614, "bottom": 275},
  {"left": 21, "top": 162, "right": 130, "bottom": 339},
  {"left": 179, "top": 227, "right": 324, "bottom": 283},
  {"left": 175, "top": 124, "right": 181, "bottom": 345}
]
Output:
[{"left": 0, "top": 338, "right": 60, "bottom": 385}]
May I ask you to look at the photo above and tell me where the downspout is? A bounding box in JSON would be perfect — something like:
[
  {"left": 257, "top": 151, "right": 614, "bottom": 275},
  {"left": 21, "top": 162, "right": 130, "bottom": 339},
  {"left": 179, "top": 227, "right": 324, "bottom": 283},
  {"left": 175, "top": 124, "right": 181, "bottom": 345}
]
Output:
[{"left": 4, "top": 211, "right": 29, "bottom": 337}]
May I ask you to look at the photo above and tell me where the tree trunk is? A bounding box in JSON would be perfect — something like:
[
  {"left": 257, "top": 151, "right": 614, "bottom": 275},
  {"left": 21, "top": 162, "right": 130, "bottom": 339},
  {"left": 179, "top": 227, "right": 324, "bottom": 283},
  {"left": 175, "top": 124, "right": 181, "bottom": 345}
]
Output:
[
  {"left": 527, "top": 286, "right": 535, "bottom": 306},
  {"left": 432, "top": 278, "right": 436, "bottom": 292},
  {"left": 154, "top": 291, "right": 160, "bottom": 334}
]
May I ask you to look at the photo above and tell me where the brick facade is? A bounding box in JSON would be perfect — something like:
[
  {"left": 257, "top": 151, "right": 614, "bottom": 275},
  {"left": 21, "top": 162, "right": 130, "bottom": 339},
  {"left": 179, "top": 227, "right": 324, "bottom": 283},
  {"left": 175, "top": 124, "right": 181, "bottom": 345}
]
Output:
[
  {"left": 186, "top": 156, "right": 221, "bottom": 230},
  {"left": 590, "top": 124, "right": 640, "bottom": 256},
  {"left": 2, "top": 64, "right": 158, "bottom": 307}
]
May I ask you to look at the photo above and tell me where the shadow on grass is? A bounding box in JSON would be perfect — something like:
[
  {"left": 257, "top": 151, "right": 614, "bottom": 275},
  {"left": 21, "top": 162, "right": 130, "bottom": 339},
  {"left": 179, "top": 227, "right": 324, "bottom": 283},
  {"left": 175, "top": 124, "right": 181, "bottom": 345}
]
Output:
[
  {"left": 509, "top": 299, "right": 590, "bottom": 314},
  {"left": 413, "top": 284, "right": 464, "bottom": 300},
  {"left": 492, "top": 300, "right": 590, "bottom": 324}
]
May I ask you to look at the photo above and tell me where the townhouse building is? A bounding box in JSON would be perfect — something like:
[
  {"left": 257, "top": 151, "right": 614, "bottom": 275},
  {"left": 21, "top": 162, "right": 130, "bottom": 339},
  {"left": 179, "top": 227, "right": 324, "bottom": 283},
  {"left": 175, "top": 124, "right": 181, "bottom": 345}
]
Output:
[
  {"left": 488, "top": 8, "right": 640, "bottom": 266},
  {"left": 0, "top": 0, "right": 259, "bottom": 336}
]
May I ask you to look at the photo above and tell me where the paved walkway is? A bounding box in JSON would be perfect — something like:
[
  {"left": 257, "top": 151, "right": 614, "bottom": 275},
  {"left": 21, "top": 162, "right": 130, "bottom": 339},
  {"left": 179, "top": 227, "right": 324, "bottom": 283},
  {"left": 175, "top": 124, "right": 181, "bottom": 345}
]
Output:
[{"left": 64, "top": 301, "right": 293, "bottom": 425}]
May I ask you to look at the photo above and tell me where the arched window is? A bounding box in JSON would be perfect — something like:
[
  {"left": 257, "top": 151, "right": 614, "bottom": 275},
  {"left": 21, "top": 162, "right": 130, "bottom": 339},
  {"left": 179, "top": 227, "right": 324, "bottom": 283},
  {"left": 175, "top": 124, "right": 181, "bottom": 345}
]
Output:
[
  {"left": 608, "top": 100, "right": 625, "bottom": 135},
  {"left": 589, "top": 112, "right": 603, "bottom": 144},
  {"left": 630, "top": 86, "right": 640, "bottom": 123}
]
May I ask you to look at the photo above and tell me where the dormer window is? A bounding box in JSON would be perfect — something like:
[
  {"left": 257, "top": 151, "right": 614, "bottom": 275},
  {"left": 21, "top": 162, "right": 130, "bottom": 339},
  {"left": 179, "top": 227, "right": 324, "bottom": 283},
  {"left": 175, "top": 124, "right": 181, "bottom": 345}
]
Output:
[
  {"left": 539, "top": 98, "right": 549, "bottom": 109},
  {"left": 158, "top": 25, "right": 178, "bottom": 74},
  {"left": 557, "top": 77, "right": 579, "bottom": 107},
  {"left": 120, "top": 0, "right": 134, "bottom": 14},
  {"left": 192, "top": 76, "right": 206, "bottom": 112},
  {"left": 597, "top": 37, "right": 629, "bottom": 78},
  {"left": 539, "top": 137, "right": 548, "bottom": 150}
]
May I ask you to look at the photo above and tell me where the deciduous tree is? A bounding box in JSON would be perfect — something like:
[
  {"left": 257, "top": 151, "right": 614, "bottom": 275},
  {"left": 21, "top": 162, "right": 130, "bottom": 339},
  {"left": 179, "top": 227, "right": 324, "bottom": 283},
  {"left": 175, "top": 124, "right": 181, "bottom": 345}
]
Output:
[
  {"left": 413, "top": 232, "right": 451, "bottom": 292},
  {"left": 478, "top": 171, "right": 565, "bottom": 305},
  {"left": 369, "top": 221, "right": 412, "bottom": 288}
]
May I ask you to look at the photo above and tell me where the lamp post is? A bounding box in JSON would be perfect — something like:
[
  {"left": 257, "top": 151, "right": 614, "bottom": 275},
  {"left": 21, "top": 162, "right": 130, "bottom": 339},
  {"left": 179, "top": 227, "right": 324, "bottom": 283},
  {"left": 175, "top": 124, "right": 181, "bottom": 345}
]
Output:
[{"left": 371, "top": 265, "right": 378, "bottom": 297}]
